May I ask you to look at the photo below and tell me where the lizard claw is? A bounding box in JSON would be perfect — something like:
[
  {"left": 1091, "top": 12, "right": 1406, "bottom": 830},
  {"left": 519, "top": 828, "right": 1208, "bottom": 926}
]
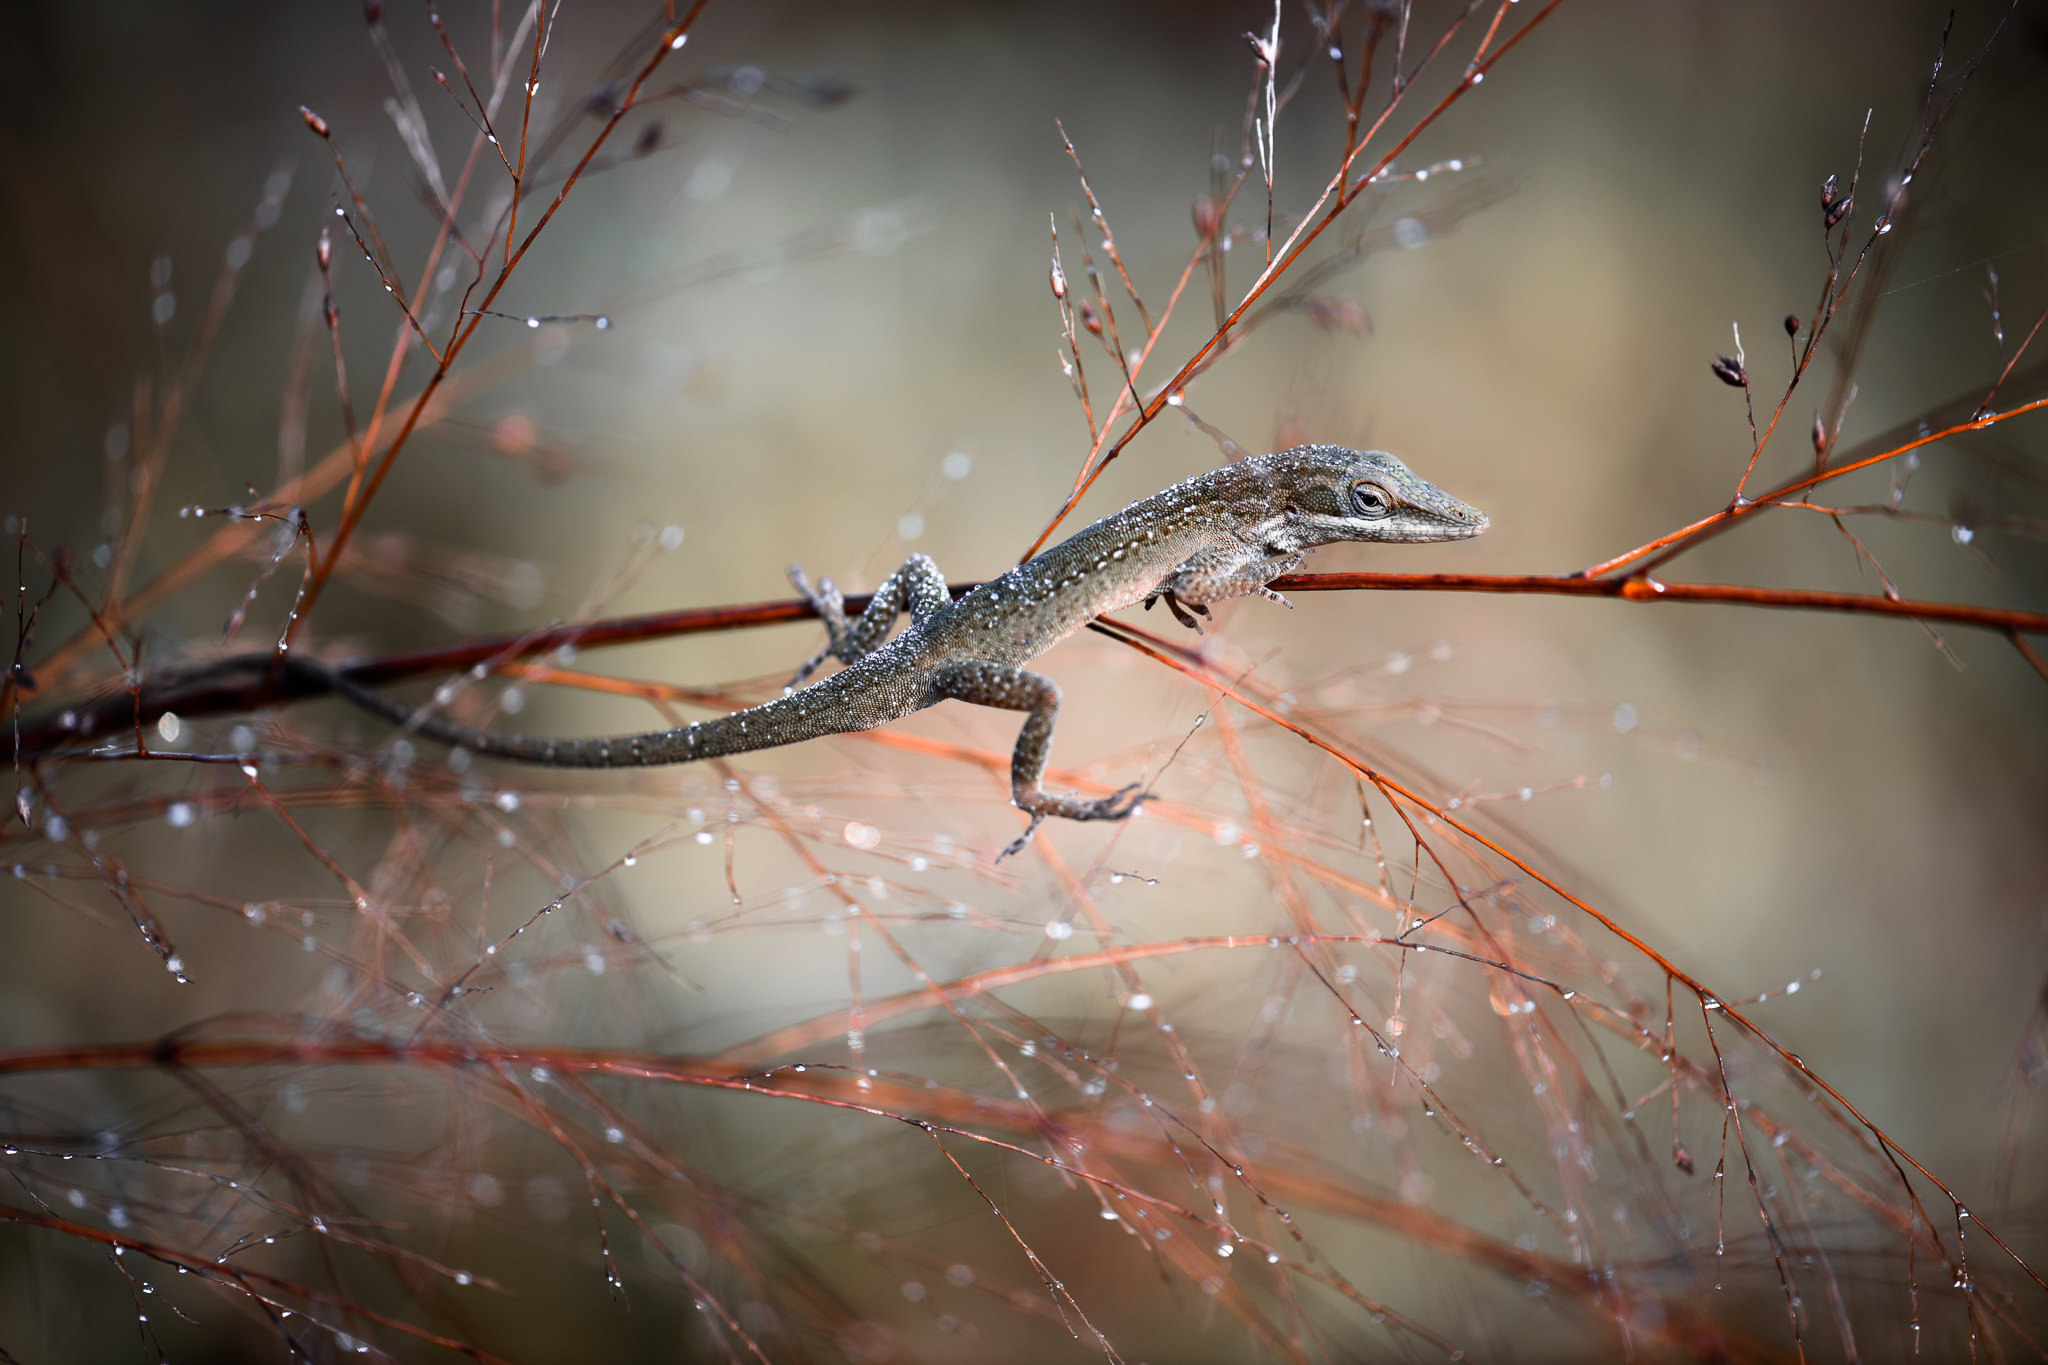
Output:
[
  {"left": 995, "top": 812, "right": 1047, "bottom": 865},
  {"left": 788, "top": 564, "right": 844, "bottom": 615},
  {"left": 1145, "top": 591, "right": 1208, "bottom": 634},
  {"left": 1257, "top": 587, "right": 1293, "bottom": 608},
  {"left": 1098, "top": 781, "right": 1150, "bottom": 819}
]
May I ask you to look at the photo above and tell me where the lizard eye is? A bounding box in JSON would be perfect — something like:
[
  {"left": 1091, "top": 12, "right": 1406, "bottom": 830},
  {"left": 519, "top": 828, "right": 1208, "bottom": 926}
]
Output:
[{"left": 1351, "top": 484, "right": 1392, "bottom": 518}]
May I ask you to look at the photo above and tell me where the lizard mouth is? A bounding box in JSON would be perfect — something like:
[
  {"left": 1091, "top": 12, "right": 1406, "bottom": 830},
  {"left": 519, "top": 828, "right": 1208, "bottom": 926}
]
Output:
[{"left": 1414, "top": 505, "right": 1488, "bottom": 540}]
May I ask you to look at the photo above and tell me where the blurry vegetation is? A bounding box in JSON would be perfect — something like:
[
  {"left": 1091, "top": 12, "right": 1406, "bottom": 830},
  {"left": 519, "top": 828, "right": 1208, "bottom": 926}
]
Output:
[{"left": 1, "top": 2, "right": 2045, "bottom": 1362}]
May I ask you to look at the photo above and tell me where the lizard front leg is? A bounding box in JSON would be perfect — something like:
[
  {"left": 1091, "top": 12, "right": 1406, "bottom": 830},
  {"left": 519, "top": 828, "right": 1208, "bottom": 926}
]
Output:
[
  {"left": 932, "top": 660, "right": 1146, "bottom": 861},
  {"left": 1142, "top": 590, "right": 1211, "bottom": 633},
  {"left": 788, "top": 552, "right": 949, "bottom": 687},
  {"left": 1153, "top": 542, "right": 1306, "bottom": 627}
]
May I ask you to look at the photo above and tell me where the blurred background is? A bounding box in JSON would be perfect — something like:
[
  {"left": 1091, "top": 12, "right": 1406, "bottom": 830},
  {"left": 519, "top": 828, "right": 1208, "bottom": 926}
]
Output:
[{"left": 1, "top": 1, "right": 2044, "bottom": 1360}]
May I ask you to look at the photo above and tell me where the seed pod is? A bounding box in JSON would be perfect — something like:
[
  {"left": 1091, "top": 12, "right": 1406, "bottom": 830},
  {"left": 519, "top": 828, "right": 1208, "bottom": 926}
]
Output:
[
  {"left": 299, "top": 106, "right": 330, "bottom": 139},
  {"left": 1191, "top": 194, "right": 1220, "bottom": 239},
  {"left": 1825, "top": 195, "right": 1853, "bottom": 230},
  {"left": 1783, "top": 313, "right": 1799, "bottom": 338},
  {"left": 1079, "top": 299, "right": 1102, "bottom": 337},
  {"left": 1710, "top": 354, "right": 1746, "bottom": 388},
  {"left": 1811, "top": 410, "right": 1827, "bottom": 458},
  {"left": 1049, "top": 256, "right": 1066, "bottom": 300},
  {"left": 1819, "top": 173, "right": 1838, "bottom": 212},
  {"left": 1673, "top": 1142, "right": 1694, "bottom": 1176},
  {"left": 316, "top": 229, "right": 332, "bottom": 273}
]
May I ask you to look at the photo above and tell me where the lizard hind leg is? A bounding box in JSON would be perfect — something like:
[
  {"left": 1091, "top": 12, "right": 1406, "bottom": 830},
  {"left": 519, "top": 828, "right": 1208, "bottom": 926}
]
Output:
[
  {"left": 931, "top": 660, "right": 1147, "bottom": 863},
  {"left": 786, "top": 565, "right": 852, "bottom": 688},
  {"left": 787, "top": 553, "right": 950, "bottom": 689}
]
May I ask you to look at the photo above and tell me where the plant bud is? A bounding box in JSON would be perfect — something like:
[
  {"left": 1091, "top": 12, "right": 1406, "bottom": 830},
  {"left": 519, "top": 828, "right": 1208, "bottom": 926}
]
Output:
[
  {"left": 317, "top": 229, "right": 332, "bottom": 272},
  {"left": 1049, "top": 256, "right": 1066, "bottom": 300},
  {"left": 1710, "top": 354, "right": 1746, "bottom": 388},
  {"left": 1811, "top": 410, "right": 1827, "bottom": 458},
  {"left": 1825, "top": 195, "right": 1853, "bottom": 230},
  {"left": 300, "top": 106, "right": 330, "bottom": 139},
  {"left": 1079, "top": 299, "right": 1102, "bottom": 336},
  {"left": 1783, "top": 313, "right": 1799, "bottom": 338}
]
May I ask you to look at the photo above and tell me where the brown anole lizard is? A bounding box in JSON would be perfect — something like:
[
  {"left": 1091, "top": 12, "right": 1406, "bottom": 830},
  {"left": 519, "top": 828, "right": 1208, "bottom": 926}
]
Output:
[{"left": 328, "top": 445, "right": 1486, "bottom": 856}]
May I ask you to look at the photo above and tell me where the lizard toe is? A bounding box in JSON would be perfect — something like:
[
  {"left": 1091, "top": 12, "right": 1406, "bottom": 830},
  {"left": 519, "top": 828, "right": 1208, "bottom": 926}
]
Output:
[{"left": 995, "top": 812, "right": 1047, "bottom": 864}]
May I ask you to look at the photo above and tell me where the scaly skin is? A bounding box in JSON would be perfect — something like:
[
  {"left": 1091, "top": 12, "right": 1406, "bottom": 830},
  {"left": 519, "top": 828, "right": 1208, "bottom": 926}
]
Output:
[{"left": 329, "top": 445, "right": 1487, "bottom": 856}]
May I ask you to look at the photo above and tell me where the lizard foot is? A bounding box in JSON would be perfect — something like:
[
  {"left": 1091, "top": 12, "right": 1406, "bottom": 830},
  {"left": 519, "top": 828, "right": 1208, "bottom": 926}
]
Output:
[
  {"left": 787, "top": 563, "right": 838, "bottom": 613},
  {"left": 1143, "top": 592, "right": 1210, "bottom": 633},
  {"left": 998, "top": 783, "right": 1149, "bottom": 861},
  {"left": 1079, "top": 781, "right": 1150, "bottom": 821}
]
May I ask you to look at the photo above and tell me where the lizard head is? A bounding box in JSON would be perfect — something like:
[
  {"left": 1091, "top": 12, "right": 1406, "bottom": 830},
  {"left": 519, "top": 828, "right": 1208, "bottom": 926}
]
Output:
[{"left": 1270, "top": 445, "right": 1489, "bottom": 546}]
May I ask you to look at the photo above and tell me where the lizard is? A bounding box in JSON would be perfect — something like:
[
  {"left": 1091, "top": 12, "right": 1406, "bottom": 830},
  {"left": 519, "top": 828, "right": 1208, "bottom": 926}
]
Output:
[{"left": 324, "top": 444, "right": 1487, "bottom": 857}]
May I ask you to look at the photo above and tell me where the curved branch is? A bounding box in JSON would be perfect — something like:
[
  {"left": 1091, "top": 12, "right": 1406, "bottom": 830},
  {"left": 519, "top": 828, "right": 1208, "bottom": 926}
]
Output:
[
  {"left": 20, "top": 569, "right": 2042, "bottom": 752},
  {"left": 1277, "top": 571, "right": 2048, "bottom": 635}
]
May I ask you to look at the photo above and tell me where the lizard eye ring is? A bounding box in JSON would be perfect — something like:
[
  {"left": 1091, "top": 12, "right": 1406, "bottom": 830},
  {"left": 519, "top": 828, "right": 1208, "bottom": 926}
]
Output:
[{"left": 1351, "top": 484, "right": 1392, "bottom": 518}]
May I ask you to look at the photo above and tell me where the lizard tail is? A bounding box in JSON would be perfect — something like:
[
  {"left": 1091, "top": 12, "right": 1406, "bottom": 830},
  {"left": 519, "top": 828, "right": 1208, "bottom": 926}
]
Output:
[{"left": 323, "top": 659, "right": 920, "bottom": 768}]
